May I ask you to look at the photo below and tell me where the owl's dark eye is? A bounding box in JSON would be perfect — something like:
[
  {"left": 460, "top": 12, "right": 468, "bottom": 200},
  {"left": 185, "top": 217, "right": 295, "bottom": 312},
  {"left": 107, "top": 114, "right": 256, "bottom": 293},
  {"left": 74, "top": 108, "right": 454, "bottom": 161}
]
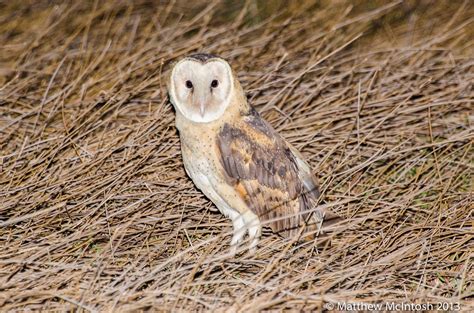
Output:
[
  {"left": 211, "top": 80, "right": 219, "bottom": 88},
  {"left": 185, "top": 80, "right": 193, "bottom": 89}
]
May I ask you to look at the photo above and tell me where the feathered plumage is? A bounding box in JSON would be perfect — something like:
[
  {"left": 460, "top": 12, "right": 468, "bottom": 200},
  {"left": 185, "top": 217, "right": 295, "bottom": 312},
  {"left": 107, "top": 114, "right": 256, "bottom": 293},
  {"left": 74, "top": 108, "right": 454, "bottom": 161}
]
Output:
[{"left": 218, "top": 107, "right": 338, "bottom": 238}]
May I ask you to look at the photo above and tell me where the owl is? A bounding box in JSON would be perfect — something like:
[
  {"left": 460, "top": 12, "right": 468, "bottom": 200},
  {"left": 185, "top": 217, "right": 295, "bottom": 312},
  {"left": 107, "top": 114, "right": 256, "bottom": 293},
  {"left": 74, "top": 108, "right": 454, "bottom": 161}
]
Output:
[{"left": 167, "top": 53, "right": 340, "bottom": 254}]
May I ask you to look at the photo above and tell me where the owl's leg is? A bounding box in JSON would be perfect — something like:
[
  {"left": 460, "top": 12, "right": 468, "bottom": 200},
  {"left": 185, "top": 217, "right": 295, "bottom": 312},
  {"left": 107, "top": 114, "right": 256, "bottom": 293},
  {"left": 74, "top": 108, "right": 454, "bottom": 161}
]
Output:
[
  {"left": 230, "top": 215, "right": 246, "bottom": 255},
  {"left": 243, "top": 210, "right": 261, "bottom": 253},
  {"left": 248, "top": 223, "right": 261, "bottom": 254}
]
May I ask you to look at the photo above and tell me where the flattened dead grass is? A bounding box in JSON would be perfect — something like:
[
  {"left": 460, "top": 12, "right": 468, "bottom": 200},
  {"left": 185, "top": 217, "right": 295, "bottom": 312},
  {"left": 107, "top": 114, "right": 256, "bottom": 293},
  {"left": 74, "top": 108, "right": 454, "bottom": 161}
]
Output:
[{"left": 1, "top": 0, "right": 473, "bottom": 311}]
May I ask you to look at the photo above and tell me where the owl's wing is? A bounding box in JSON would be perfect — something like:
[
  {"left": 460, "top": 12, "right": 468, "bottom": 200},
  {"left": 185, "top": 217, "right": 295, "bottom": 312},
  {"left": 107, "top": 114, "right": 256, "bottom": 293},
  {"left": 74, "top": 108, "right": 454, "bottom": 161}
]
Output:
[{"left": 217, "top": 108, "right": 340, "bottom": 238}]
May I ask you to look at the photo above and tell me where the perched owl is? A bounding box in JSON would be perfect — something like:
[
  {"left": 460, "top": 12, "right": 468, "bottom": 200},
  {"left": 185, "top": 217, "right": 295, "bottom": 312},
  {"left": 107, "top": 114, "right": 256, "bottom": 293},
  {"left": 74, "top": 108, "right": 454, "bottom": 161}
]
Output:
[{"left": 167, "top": 53, "right": 341, "bottom": 254}]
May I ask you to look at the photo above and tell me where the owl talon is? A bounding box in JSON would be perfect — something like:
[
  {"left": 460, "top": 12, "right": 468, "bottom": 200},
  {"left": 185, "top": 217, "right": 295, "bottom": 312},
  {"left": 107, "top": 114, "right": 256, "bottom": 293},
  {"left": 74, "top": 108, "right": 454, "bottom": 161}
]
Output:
[
  {"left": 248, "top": 245, "right": 257, "bottom": 255},
  {"left": 229, "top": 244, "right": 238, "bottom": 257},
  {"left": 247, "top": 221, "right": 261, "bottom": 254}
]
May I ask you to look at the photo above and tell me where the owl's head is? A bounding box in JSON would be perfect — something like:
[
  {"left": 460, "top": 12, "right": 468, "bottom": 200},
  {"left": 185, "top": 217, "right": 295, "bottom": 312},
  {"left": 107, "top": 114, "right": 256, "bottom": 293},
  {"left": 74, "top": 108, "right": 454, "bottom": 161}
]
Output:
[{"left": 168, "top": 54, "right": 236, "bottom": 123}]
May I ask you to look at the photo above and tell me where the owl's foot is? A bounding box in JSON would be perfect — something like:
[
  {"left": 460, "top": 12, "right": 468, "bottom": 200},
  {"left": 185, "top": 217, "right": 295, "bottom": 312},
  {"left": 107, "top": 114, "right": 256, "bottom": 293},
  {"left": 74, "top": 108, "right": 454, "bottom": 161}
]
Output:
[
  {"left": 247, "top": 220, "right": 261, "bottom": 254},
  {"left": 230, "top": 216, "right": 246, "bottom": 255},
  {"left": 243, "top": 210, "right": 261, "bottom": 254},
  {"left": 229, "top": 213, "right": 262, "bottom": 255}
]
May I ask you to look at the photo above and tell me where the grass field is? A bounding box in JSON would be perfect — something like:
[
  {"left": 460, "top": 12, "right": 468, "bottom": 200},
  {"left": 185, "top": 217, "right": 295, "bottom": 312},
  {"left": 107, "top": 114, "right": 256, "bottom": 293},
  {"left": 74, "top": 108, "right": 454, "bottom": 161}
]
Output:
[{"left": 1, "top": 0, "right": 473, "bottom": 311}]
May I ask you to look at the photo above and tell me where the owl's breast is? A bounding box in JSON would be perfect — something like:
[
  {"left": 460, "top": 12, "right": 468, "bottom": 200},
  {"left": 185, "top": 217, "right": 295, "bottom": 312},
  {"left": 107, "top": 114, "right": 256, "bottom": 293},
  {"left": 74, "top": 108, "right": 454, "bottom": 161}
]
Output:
[
  {"left": 181, "top": 140, "right": 218, "bottom": 183},
  {"left": 179, "top": 130, "right": 222, "bottom": 189},
  {"left": 180, "top": 136, "right": 239, "bottom": 219}
]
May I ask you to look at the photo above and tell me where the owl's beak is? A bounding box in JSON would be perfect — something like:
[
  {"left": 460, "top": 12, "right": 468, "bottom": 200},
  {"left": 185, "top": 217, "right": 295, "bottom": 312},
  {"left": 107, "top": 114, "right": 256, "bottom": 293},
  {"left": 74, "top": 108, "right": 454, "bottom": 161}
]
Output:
[{"left": 199, "top": 103, "right": 206, "bottom": 117}]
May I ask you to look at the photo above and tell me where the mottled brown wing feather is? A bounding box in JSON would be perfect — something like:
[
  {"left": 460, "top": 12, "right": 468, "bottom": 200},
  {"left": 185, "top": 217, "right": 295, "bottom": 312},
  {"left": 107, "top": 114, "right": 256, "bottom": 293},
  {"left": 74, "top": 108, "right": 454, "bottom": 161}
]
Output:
[{"left": 217, "top": 108, "right": 333, "bottom": 238}]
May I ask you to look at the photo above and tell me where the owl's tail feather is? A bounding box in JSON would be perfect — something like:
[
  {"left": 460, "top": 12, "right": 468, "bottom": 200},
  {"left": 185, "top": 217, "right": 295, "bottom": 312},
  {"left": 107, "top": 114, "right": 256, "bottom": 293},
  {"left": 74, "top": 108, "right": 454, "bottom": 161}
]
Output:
[{"left": 299, "top": 204, "right": 344, "bottom": 245}]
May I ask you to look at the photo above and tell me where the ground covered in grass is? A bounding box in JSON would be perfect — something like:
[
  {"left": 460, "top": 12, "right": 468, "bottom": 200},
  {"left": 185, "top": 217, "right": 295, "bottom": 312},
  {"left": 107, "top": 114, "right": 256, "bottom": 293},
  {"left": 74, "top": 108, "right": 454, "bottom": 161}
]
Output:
[{"left": 1, "top": 0, "right": 473, "bottom": 311}]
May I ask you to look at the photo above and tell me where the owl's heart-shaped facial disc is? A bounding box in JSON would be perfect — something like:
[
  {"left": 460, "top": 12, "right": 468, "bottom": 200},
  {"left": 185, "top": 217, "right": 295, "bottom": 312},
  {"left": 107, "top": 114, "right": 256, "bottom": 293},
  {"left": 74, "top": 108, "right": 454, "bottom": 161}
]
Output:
[{"left": 169, "top": 57, "right": 233, "bottom": 123}]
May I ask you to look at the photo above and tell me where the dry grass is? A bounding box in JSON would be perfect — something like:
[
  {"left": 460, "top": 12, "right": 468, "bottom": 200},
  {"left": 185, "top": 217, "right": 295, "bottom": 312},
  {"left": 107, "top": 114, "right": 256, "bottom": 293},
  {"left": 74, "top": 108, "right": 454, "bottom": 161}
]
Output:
[{"left": 1, "top": 0, "right": 473, "bottom": 311}]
